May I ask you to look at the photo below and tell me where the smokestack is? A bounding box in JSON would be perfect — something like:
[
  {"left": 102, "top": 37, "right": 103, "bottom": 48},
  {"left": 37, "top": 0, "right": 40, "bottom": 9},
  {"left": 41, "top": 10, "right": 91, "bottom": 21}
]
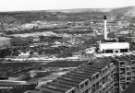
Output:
[{"left": 104, "top": 15, "right": 108, "bottom": 40}]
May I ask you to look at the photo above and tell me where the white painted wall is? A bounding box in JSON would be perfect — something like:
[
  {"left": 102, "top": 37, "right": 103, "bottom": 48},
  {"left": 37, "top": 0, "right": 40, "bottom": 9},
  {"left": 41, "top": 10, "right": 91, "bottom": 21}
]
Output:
[{"left": 99, "top": 42, "right": 129, "bottom": 51}]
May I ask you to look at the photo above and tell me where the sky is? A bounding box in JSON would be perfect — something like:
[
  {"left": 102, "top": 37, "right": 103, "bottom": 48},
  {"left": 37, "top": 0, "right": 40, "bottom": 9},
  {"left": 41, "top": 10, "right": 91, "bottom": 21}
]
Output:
[{"left": 0, "top": 0, "right": 135, "bottom": 11}]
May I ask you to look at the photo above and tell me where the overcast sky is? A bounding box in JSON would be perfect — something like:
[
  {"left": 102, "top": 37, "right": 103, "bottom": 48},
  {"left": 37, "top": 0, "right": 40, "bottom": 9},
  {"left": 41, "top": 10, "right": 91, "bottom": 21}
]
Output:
[{"left": 0, "top": 0, "right": 135, "bottom": 11}]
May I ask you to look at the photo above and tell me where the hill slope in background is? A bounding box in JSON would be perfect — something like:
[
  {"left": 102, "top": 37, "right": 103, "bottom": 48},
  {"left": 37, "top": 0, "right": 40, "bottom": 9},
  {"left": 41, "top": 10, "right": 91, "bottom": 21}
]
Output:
[
  {"left": 0, "top": 6, "right": 135, "bottom": 24},
  {"left": 109, "top": 6, "right": 135, "bottom": 20}
]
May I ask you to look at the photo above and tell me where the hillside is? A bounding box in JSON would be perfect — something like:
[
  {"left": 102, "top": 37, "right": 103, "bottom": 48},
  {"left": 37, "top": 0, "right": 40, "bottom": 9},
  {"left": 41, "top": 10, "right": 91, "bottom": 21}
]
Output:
[
  {"left": 0, "top": 6, "right": 135, "bottom": 32},
  {"left": 0, "top": 11, "right": 108, "bottom": 25},
  {"left": 109, "top": 6, "right": 135, "bottom": 20},
  {"left": 0, "top": 6, "right": 135, "bottom": 24}
]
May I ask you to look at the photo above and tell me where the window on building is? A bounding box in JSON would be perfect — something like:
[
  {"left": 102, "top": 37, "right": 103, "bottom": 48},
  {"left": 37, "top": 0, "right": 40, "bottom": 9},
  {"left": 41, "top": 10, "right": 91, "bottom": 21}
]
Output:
[
  {"left": 127, "top": 72, "right": 131, "bottom": 75},
  {"left": 92, "top": 84, "right": 96, "bottom": 93},
  {"left": 127, "top": 77, "right": 131, "bottom": 80},
  {"left": 127, "top": 82, "right": 130, "bottom": 85},
  {"left": 71, "top": 90, "right": 75, "bottom": 93},
  {"left": 85, "top": 81, "right": 89, "bottom": 86},
  {"left": 120, "top": 49, "right": 128, "bottom": 53},
  {"left": 104, "top": 49, "right": 113, "bottom": 53},
  {"left": 115, "top": 50, "right": 119, "bottom": 53},
  {"left": 126, "top": 67, "right": 130, "bottom": 70},
  {"left": 83, "top": 89, "right": 89, "bottom": 93},
  {"left": 133, "top": 76, "right": 135, "bottom": 79},
  {"left": 96, "top": 74, "right": 99, "bottom": 79},
  {"left": 131, "top": 61, "right": 135, "bottom": 64},
  {"left": 120, "top": 62, "right": 125, "bottom": 66},
  {"left": 68, "top": 89, "right": 75, "bottom": 93},
  {"left": 80, "top": 83, "right": 84, "bottom": 89}
]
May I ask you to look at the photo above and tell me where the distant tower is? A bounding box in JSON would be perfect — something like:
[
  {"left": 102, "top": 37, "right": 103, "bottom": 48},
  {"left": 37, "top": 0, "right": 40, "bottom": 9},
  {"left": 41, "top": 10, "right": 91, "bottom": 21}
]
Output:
[{"left": 104, "top": 16, "right": 108, "bottom": 40}]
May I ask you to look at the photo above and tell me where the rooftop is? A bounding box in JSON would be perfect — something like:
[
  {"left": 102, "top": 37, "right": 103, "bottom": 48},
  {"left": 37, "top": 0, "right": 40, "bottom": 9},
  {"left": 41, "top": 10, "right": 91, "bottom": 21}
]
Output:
[{"left": 36, "top": 57, "right": 111, "bottom": 93}]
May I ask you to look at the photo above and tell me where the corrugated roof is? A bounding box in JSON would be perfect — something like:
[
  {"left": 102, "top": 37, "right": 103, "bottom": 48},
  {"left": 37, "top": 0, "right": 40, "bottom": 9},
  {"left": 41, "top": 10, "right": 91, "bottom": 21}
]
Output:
[
  {"left": 40, "top": 87, "right": 63, "bottom": 93},
  {"left": 56, "top": 77, "right": 79, "bottom": 87},
  {"left": 40, "top": 86, "right": 64, "bottom": 93},
  {"left": 48, "top": 81, "right": 73, "bottom": 89},
  {"left": 40, "top": 90, "right": 53, "bottom": 93},
  {"left": 33, "top": 55, "right": 135, "bottom": 93},
  {"left": 37, "top": 57, "right": 111, "bottom": 93}
]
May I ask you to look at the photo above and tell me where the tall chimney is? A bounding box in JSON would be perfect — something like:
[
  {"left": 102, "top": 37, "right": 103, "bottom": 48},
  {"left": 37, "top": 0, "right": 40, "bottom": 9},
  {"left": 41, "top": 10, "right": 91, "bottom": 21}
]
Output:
[{"left": 104, "top": 15, "right": 108, "bottom": 40}]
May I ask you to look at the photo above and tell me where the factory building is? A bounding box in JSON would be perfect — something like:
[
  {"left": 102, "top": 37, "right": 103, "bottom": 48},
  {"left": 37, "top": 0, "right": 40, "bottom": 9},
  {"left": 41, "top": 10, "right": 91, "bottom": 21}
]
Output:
[
  {"left": 111, "top": 55, "right": 135, "bottom": 93},
  {"left": 95, "top": 16, "right": 130, "bottom": 57},
  {"left": 98, "top": 42, "right": 130, "bottom": 56},
  {"left": 23, "top": 54, "right": 135, "bottom": 93},
  {"left": 22, "top": 16, "right": 135, "bottom": 93},
  {"left": 25, "top": 58, "right": 116, "bottom": 93}
]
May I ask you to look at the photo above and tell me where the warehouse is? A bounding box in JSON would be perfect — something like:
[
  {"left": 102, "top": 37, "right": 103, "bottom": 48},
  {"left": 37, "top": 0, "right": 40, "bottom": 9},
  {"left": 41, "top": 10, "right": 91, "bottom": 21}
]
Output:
[
  {"left": 112, "top": 55, "right": 135, "bottom": 92},
  {"left": 27, "top": 57, "right": 116, "bottom": 93}
]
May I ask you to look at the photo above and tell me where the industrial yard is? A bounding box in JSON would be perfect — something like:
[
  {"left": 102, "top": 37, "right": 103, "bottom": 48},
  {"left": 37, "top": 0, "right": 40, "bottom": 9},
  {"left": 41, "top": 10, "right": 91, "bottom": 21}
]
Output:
[{"left": 1, "top": 5, "right": 135, "bottom": 93}]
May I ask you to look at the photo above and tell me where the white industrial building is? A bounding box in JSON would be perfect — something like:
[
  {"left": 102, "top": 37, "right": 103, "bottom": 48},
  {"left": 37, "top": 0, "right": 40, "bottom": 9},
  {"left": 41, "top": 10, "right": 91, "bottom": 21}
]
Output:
[
  {"left": 95, "top": 16, "right": 131, "bottom": 57},
  {"left": 97, "top": 42, "right": 130, "bottom": 57}
]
